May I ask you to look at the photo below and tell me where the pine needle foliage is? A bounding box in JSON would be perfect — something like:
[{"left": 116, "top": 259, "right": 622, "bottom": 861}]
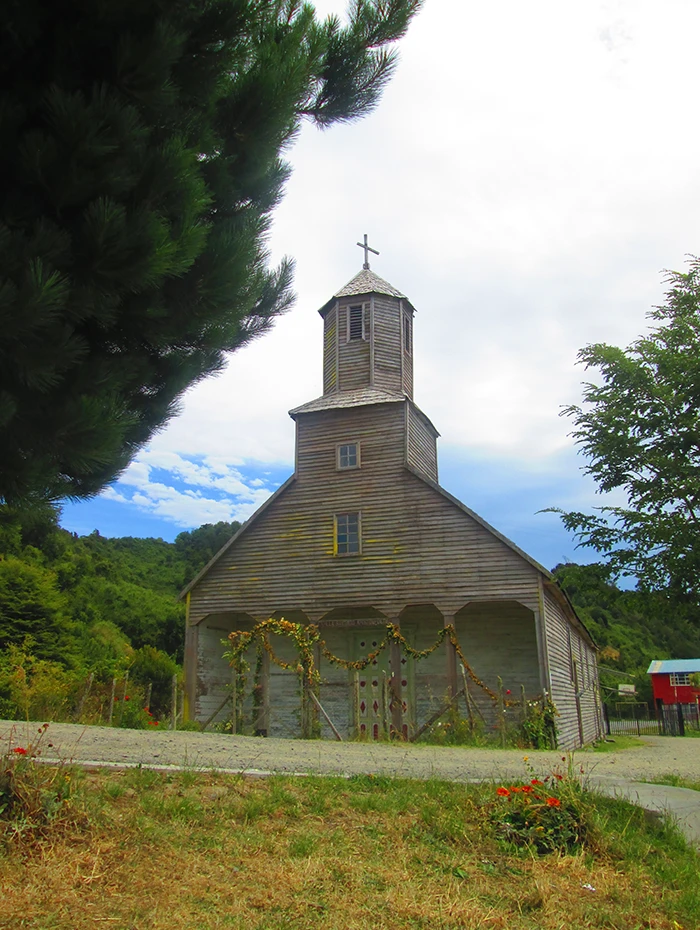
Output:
[{"left": 0, "top": 0, "right": 422, "bottom": 504}]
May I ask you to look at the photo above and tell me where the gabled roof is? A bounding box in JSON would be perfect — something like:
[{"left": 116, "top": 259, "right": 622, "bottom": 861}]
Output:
[
  {"left": 405, "top": 463, "right": 552, "bottom": 578},
  {"left": 404, "top": 464, "right": 597, "bottom": 649},
  {"left": 179, "top": 476, "right": 295, "bottom": 600},
  {"left": 647, "top": 659, "right": 700, "bottom": 675},
  {"left": 289, "top": 387, "right": 405, "bottom": 418},
  {"left": 318, "top": 268, "right": 412, "bottom": 317}
]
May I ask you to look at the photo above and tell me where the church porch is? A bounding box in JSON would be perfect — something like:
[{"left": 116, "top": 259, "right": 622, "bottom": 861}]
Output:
[{"left": 186, "top": 599, "right": 546, "bottom": 743}]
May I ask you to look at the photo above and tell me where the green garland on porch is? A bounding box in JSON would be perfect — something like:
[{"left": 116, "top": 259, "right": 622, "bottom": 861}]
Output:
[{"left": 224, "top": 619, "right": 538, "bottom": 711}]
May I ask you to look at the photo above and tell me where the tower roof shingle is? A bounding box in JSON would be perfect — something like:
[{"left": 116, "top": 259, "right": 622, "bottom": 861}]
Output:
[{"left": 318, "top": 268, "right": 410, "bottom": 316}]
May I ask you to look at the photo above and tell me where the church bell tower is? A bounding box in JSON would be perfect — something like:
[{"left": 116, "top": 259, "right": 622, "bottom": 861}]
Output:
[{"left": 317, "top": 235, "right": 415, "bottom": 399}]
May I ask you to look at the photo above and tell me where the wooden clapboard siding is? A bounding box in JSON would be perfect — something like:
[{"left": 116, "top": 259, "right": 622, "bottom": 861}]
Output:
[
  {"left": 409, "top": 610, "right": 450, "bottom": 733},
  {"left": 267, "top": 631, "right": 303, "bottom": 737},
  {"left": 188, "top": 411, "right": 543, "bottom": 625},
  {"left": 541, "top": 589, "right": 603, "bottom": 748},
  {"left": 337, "top": 301, "right": 371, "bottom": 391},
  {"left": 372, "top": 295, "right": 404, "bottom": 395},
  {"left": 323, "top": 304, "right": 338, "bottom": 394},
  {"left": 456, "top": 602, "right": 541, "bottom": 696},
  {"left": 196, "top": 613, "right": 254, "bottom": 725},
  {"left": 406, "top": 402, "right": 438, "bottom": 482}
]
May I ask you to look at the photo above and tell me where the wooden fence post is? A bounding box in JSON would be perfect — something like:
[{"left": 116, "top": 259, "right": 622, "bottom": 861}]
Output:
[
  {"left": 231, "top": 667, "right": 237, "bottom": 735},
  {"left": 145, "top": 682, "right": 152, "bottom": 713},
  {"left": 171, "top": 673, "right": 177, "bottom": 730},
  {"left": 460, "top": 665, "right": 474, "bottom": 732},
  {"left": 497, "top": 676, "right": 506, "bottom": 748},
  {"left": 119, "top": 671, "right": 129, "bottom": 725},
  {"left": 76, "top": 672, "right": 94, "bottom": 721},
  {"left": 108, "top": 678, "right": 116, "bottom": 725}
]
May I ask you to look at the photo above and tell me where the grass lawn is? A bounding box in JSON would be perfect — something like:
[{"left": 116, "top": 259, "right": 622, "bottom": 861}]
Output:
[
  {"left": 587, "top": 736, "right": 647, "bottom": 753},
  {"left": 1, "top": 765, "right": 698, "bottom": 930}
]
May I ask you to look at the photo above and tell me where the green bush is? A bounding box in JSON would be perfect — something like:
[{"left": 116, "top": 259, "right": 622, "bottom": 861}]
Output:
[{"left": 490, "top": 767, "right": 591, "bottom": 854}]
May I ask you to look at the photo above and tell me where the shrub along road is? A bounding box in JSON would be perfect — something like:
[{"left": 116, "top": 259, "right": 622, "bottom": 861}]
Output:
[{"left": 3, "top": 722, "right": 699, "bottom": 844}]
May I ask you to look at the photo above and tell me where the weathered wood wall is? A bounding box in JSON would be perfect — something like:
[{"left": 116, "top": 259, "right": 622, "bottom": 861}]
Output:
[
  {"left": 406, "top": 403, "right": 438, "bottom": 482},
  {"left": 542, "top": 589, "right": 602, "bottom": 749},
  {"left": 323, "top": 304, "right": 338, "bottom": 394},
  {"left": 188, "top": 405, "right": 542, "bottom": 624},
  {"left": 371, "top": 295, "right": 405, "bottom": 396}
]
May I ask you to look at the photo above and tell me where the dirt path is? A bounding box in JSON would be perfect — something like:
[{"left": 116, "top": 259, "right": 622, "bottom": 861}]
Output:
[{"left": 3, "top": 720, "right": 699, "bottom": 782}]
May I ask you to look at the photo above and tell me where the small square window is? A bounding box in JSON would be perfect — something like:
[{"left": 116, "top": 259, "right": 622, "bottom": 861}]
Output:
[
  {"left": 335, "top": 512, "right": 360, "bottom": 554},
  {"left": 337, "top": 442, "right": 359, "bottom": 470}
]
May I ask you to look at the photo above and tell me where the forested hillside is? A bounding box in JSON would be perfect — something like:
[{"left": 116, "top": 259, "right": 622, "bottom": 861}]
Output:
[
  {"left": 0, "top": 505, "right": 239, "bottom": 720},
  {"left": 1, "top": 503, "right": 697, "bottom": 719},
  {"left": 553, "top": 562, "right": 700, "bottom": 704}
]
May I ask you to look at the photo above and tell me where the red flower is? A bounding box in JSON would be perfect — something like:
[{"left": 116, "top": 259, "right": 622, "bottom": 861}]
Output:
[
  {"left": 496, "top": 787, "right": 510, "bottom": 797},
  {"left": 531, "top": 779, "right": 542, "bottom": 786},
  {"left": 12, "top": 747, "right": 27, "bottom": 755},
  {"left": 506, "top": 689, "right": 511, "bottom": 695},
  {"left": 521, "top": 784, "right": 533, "bottom": 793},
  {"left": 554, "top": 773, "right": 564, "bottom": 781},
  {"left": 546, "top": 797, "right": 561, "bottom": 807},
  {"left": 124, "top": 696, "right": 130, "bottom": 701}
]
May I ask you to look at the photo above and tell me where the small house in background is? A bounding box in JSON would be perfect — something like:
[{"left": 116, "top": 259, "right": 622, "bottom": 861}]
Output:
[
  {"left": 648, "top": 659, "right": 700, "bottom": 707},
  {"left": 182, "top": 246, "right": 603, "bottom": 749}
]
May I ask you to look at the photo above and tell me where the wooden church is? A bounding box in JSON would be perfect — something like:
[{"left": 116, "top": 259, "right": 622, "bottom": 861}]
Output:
[{"left": 182, "top": 243, "right": 603, "bottom": 749}]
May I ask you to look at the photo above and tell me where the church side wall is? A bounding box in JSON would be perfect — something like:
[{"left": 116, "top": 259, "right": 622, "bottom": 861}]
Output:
[
  {"left": 542, "top": 590, "right": 602, "bottom": 749},
  {"left": 406, "top": 403, "right": 438, "bottom": 482},
  {"left": 372, "top": 295, "right": 403, "bottom": 395}
]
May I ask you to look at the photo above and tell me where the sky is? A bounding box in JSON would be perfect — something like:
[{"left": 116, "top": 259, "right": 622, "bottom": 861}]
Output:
[{"left": 61, "top": 0, "right": 700, "bottom": 572}]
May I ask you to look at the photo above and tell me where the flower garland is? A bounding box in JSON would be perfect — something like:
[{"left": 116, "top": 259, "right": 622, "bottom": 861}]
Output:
[{"left": 224, "top": 619, "right": 542, "bottom": 712}]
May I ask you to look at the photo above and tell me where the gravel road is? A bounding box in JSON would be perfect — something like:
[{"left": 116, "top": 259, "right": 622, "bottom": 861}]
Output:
[{"left": 2, "top": 720, "right": 699, "bottom": 783}]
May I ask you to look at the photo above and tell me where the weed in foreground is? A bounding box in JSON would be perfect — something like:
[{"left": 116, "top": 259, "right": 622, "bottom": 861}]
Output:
[
  {"left": 0, "top": 724, "right": 88, "bottom": 848},
  {"left": 489, "top": 761, "right": 591, "bottom": 854}
]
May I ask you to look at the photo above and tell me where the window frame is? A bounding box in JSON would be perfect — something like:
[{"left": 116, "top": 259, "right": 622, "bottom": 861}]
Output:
[
  {"left": 334, "top": 511, "right": 361, "bottom": 556},
  {"left": 402, "top": 311, "right": 413, "bottom": 357},
  {"left": 347, "top": 303, "right": 367, "bottom": 342},
  {"left": 670, "top": 672, "right": 691, "bottom": 687},
  {"left": 336, "top": 441, "right": 361, "bottom": 471}
]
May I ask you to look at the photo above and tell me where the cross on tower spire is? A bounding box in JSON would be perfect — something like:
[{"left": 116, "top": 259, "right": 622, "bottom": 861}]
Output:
[{"left": 356, "top": 233, "right": 379, "bottom": 270}]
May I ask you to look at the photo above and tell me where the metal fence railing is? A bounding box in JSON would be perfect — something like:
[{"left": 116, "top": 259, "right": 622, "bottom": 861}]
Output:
[{"left": 603, "top": 701, "right": 700, "bottom": 737}]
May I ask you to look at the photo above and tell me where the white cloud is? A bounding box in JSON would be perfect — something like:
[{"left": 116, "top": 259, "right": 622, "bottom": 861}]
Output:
[
  {"left": 104, "top": 451, "right": 277, "bottom": 528},
  {"left": 86, "top": 0, "right": 700, "bottom": 538}
]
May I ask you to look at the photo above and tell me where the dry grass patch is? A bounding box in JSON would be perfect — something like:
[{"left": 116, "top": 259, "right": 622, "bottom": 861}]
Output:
[{"left": 0, "top": 768, "right": 697, "bottom": 929}]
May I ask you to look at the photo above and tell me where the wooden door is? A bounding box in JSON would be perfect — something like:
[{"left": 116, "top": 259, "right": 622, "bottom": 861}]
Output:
[{"left": 355, "top": 631, "right": 391, "bottom": 739}]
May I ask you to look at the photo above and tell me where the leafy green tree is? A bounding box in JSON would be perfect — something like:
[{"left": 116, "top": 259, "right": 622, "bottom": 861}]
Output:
[
  {"left": 552, "top": 562, "right": 700, "bottom": 704},
  {"left": 1, "top": 0, "right": 422, "bottom": 504},
  {"left": 175, "top": 520, "right": 241, "bottom": 580},
  {"left": 0, "top": 558, "right": 71, "bottom": 662},
  {"left": 553, "top": 260, "right": 700, "bottom": 598}
]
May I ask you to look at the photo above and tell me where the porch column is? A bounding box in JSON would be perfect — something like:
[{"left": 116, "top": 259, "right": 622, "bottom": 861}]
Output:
[
  {"left": 388, "top": 616, "right": 403, "bottom": 737},
  {"left": 183, "top": 612, "right": 198, "bottom": 722},
  {"left": 444, "top": 613, "right": 458, "bottom": 698}
]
